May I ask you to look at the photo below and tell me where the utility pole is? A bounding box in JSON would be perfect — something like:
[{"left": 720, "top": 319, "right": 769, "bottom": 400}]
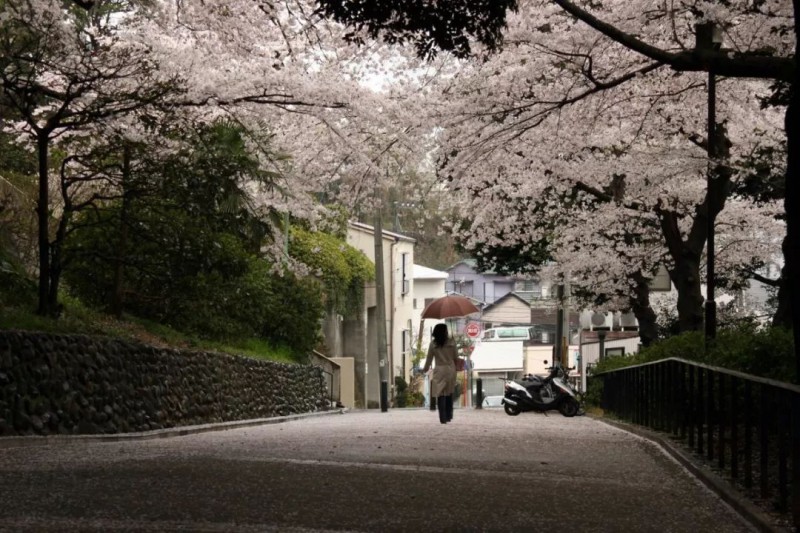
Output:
[
  {"left": 562, "top": 283, "right": 570, "bottom": 368},
  {"left": 374, "top": 207, "right": 389, "bottom": 412},
  {"left": 696, "top": 22, "right": 722, "bottom": 352},
  {"left": 705, "top": 57, "right": 718, "bottom": 347},
  {"left": 554, "top": 284, "right": 564, "bottom": 367}
]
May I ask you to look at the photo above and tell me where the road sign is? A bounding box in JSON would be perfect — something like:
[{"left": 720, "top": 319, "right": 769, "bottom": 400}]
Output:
[{"left": 465, "top": 322, "right": 480, "bottom": 338}]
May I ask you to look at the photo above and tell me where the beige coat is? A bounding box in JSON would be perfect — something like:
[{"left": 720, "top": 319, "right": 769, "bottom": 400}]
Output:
[{"left": 423, "top": 339, "right": 458, "bottom": 397}]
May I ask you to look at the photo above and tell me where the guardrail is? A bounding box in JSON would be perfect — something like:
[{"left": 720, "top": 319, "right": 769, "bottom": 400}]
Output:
[{"left": 596, "top": 357, "right": 799, "bottom": 526}]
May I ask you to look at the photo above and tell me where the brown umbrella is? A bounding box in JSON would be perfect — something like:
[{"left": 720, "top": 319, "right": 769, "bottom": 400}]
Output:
[{"left": 421, "top": 294, "right": 480, "bottom": 319}]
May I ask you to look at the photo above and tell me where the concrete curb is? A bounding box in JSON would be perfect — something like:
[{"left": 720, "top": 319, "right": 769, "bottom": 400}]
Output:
[
  {"left": 593, "top": 415, "right": 790, "bottom": 533},
  {"left": 0, "top": 408, "right": 348, "bottom": 447}
]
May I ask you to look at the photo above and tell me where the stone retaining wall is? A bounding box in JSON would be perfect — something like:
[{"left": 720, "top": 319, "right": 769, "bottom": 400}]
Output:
[{"left": 0, "top": 331, "right": 328, "bottom": 436}]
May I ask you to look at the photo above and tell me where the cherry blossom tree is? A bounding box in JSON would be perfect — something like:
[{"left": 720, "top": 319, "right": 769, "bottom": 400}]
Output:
[
  {"left": 1, "top": 0, "right": 428, "bottom": 316},
  {"left": 429, "top": 15, "right": 783, "bottom": 329},
  {"left": 0, "top": 0, "right": 183, "bottom": 315},
  {"left": 318, "top": 0, "right": 797, "bottom": 372}
]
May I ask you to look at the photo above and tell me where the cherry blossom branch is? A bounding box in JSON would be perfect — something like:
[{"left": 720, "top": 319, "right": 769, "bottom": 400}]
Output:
[
  {"left": 749, "top": 271, "right": 780, "bottom": 287},
  {"left": 177, "top": 93, "right": 347, "bottom": 110},
  {"left": 455, "top": 60, "right": 664, "bottom": 156},
  {"left": 550, "top": 0, "right": 794, "bottom": 81},
  {"left": 572, "top": 180, "right": 645, "bottom": 212}
]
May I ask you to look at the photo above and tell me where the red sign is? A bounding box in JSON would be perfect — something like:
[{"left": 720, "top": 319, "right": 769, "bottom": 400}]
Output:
[{"left": 465, "top": 322, "right": 481, "bottom": 338}]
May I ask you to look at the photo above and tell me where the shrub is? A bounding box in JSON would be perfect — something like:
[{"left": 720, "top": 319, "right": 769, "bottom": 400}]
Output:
[
  {"left": 394, "top": 376, "right": 409, "bottom": 407},
  {"left": 592, "top": 327, "right": 795, "bottom": 384},
  {"left": 289, "top": 227, "right": 374, "bottom": 317}
]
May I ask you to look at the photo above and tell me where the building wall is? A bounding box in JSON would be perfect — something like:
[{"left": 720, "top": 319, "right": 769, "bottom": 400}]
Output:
[
  {"left": 346, "top": 223, "right": 416, "bottom": 407},
  {"left": 448, "top": 263, "right": 480, "bottom": 298},
  {"left": 329, "top": 357, "right": 355, "bottom": 408},
  {"left": 578, "top": 336, "right": 641, "bottom": 392},
  {"left": 390, "top": 240, "right": 415, "bottom": 384},
  {"left": 342, "top": 310, "right": 367, "bottom": 408},
  {"left": 579, "top": 337, "right": 641, "bottom": 368},
  {"left": 412, "top": 274, "right": 447, "bottom": 354},
  {"left": 524, "top": 344, "right": 579, "bottom": 375},
  {"left": 447, "top": 262, "right": 514, "bottom": 304},
  {"left": 482, "top": 297, "right": 532, "bottom": 326}
]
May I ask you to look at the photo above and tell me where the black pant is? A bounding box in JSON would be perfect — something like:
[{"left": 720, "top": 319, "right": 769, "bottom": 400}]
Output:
[{"left": 437, "top": 394, "right": 453, "bottom": 423}]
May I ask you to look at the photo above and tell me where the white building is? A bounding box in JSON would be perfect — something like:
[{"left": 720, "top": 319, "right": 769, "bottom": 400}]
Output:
[
  {"left": 346, "top": 222, "right": 416, "bottom": 408},
  {"left": 411, "top": 264, "right": 448, "bottom": 356}
]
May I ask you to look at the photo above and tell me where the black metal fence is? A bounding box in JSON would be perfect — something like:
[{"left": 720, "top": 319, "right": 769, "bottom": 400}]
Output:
[{"left": 597, "top": 357, "right": 799, "bottom": 526}]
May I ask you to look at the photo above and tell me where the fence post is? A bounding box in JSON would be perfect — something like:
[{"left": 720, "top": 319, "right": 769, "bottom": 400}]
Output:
[{"left": 792, "top": 391, "right": 799, "bottom": 528}]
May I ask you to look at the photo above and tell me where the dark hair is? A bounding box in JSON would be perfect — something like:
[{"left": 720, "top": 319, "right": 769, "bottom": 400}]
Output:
[{"left": 432, "top": 323, "right": 449, "bottom": 347}]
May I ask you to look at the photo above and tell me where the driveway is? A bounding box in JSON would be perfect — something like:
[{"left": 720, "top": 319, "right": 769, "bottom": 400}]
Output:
[{"left": 0, "top": 409, "right": 755, "bottom": 532}]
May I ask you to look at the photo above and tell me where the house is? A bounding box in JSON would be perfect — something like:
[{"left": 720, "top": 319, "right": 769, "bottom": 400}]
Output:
[
  {"left": 480, "top": 292, "right": 539, "bottom": 327},
  {"left": 340, "top": 222, "right": 415, "bottom": 409},
  {"left": 411, "top": 264, "right": 448, "bottom": 353},
  {"left": 446, "top": 259, "right": 516, "bottom": 304}
]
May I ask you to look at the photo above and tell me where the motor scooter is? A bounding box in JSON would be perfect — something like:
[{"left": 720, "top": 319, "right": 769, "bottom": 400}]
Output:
[{"left": 501, "top": 360, "right": 581, "bottom": 417}]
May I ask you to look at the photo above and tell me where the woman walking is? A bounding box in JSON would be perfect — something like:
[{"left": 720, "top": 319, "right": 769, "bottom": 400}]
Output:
[{"left": 423, "top": 323, "right": 458, "bottom": 423}]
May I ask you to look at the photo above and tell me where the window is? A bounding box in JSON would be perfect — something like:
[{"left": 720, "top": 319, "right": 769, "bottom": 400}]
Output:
[
  {"left": 413, "top": 298, "right": 418, "bottom": 309},
  {"left": 498, "top": 328, "right": 529, "bottom": 338},
  {"left": 462, "top": 280, "right": 474, "bottom": 297},
  {"left": 517, "top": 279, "right": 539, "bottom": 292},
  {"left": 482, "top": 327, "right": 532, "bottom": 341},
  {"left": 402, "top": 329, "right": 411, "bottom": 353},
  {"left": 401, "top": 253, "right": 409, "bottom": 295}
]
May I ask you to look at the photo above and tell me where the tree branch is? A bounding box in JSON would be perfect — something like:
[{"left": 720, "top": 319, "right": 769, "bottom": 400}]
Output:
[
  {"left": 550, "top": 0, "right": 794, "bottom": 81},
  {"left": 572, "top": 180, "right": 645, "bottom": 211},
  {"left": 749, "top": 271, "right": 780, "bottom": 287}
]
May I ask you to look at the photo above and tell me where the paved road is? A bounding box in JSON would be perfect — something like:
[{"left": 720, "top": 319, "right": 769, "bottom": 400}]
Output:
[{"left": 0, "top": 409, "right": 755, "bottom": 532}]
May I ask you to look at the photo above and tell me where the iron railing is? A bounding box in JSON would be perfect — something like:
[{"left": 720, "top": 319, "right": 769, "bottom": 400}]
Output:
[{"left": 596, "top": 357, "right": 799, "bottom": 526}]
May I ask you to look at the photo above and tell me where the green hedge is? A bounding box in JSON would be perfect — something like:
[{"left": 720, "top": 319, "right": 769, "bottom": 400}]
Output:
[{"left": 587, "top": 327, "right": 796, "bottom": 406}]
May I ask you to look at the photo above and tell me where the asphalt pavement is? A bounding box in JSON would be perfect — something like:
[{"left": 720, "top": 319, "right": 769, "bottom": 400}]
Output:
[{"left": 0, "top": 408, "right": 764, "bottom": 532}]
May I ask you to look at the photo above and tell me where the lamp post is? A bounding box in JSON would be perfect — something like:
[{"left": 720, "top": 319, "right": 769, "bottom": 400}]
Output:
[{"left": 695, "top": 22, "right": 723, "bottom": 348}]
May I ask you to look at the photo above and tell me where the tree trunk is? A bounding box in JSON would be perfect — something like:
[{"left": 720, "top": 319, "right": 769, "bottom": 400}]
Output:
[
  {"left": 786, "top": 0, "right": 800, "bottom": 385},
  {"left": 669, "top": 255, "right": 705, "bottom": 333},
  {"left": 110, "top": 145, "right": 132, "bottom": 317},
  {"left": 630, "top": 272, "right": 658, "bottom": 347},
  {"left": 657, "top": 124, "right": 732, "bottom": 335},
  {"left": 35, "top": 132, "right": 51, "bottom": 316},
  {"left": 787, "top": 6, "right": 799, "bottom": 529},
  {"left": 659, "top": 209, "right": 705, "bottom": 333},
  {"left": 47, "top": 158, "right": 76, "bottom": 317},
  {"left": 772, "top": 239, "right": 791, "bottom": 328}
]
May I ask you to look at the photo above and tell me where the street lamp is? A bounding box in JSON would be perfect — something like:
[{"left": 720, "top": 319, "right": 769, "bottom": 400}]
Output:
[{"left": 696, "top": 22, "right": 723, "bottom": 347}]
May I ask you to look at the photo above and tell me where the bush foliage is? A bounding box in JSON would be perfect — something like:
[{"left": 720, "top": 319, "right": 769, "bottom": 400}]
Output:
[
  {"left": 587, "top": 326, "right": 796, "bottom": 406},
  {"left": 289, "top": 227, "right": 374, "bottom": 317}
]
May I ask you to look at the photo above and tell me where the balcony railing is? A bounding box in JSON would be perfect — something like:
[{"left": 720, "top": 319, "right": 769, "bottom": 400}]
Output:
[{"left": 595, "top": 357, "right": 799, "bottom": 527}]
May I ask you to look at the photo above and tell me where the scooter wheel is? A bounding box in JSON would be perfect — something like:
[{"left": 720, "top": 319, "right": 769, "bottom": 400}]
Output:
[
  {"left": 558, "top": 399, "right": 579, "bottom": 417},
  {"left": 504, "top": 403, "right": 521, "bottom": 416}
]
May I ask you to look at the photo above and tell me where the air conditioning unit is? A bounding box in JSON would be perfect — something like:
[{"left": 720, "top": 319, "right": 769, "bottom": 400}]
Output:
[
  {"left": 619, "top": 312, "right": 638, "bottom": 328},
  {"left": 590, "top": 312, "right": 612, "bottom": 329}
]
